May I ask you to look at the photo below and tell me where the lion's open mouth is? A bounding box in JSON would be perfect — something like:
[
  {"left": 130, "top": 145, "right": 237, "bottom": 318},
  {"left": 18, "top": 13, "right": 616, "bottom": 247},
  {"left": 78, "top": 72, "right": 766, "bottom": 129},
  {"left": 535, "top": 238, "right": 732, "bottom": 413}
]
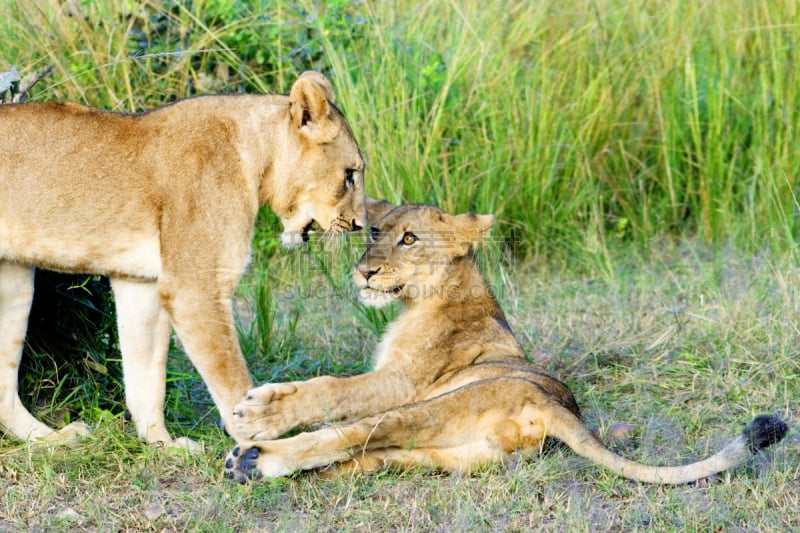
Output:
[
  {"left": 365, "top": 284, "right": 403, "bottom": 295},
  {"left": 301, "top": 220, "right": 322, "bottom": 242},
  {"left": 366, "top": 285, "right": 403, "bottom": 294}
]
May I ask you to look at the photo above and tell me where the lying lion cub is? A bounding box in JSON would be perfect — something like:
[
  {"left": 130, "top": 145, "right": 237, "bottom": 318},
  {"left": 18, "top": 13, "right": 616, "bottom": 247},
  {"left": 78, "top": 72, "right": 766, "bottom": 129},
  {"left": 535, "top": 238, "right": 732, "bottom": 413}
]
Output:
[
  {"left": 224, "top": 204, "right": 787, "bottom": 483},
  {"left": 0, "top": 71, "right": 368, "bottom": 449}
]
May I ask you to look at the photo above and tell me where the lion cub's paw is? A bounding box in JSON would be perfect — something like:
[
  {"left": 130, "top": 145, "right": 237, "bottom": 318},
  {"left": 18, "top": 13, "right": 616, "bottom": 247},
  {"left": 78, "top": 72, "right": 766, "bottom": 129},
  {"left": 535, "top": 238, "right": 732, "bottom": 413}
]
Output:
[
  {"left": 232, "top": 382, "right": 299, "bottom": 441},
  {"left": 241, "top": 382, "right": 298, "bottom": 404},
  {"left": 223, "top": 444, "right": 293, "bottom": 483}
]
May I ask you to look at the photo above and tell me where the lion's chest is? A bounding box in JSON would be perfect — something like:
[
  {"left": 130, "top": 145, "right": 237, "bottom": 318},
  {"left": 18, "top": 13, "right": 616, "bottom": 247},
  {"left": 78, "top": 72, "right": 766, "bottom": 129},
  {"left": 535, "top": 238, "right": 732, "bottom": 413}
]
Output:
[
  {"left": 372, "top": 322, "right": 404, "bottom": 370},
  {"left": 371, "top": 312, "right": 454, "bottom": 373},
  {"left": 372, "top": 315, "right": 430, "bottom": 369}
]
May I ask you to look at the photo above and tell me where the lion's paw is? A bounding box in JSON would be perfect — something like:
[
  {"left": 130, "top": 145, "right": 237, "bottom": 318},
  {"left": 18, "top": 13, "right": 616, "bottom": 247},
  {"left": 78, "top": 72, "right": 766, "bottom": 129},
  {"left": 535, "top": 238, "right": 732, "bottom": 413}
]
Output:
[
  {"left": 223, "top": 444, "right": 293, "bottom": 483},
  {"left": 165, "top": 436, "right": 205, "bottom": 455},
  {"left": 39, "top": 421, "right": 92, "bottom": 444},
  {"left": 232, "top": 382, "right": 299, "bottom": 441}
]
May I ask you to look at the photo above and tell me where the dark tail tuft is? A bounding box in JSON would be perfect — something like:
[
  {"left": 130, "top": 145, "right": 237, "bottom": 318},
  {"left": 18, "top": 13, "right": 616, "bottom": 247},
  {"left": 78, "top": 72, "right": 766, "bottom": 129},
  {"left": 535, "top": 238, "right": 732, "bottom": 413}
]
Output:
[{"left": 742, "top": 415, "right": 788, "bottom": 453}]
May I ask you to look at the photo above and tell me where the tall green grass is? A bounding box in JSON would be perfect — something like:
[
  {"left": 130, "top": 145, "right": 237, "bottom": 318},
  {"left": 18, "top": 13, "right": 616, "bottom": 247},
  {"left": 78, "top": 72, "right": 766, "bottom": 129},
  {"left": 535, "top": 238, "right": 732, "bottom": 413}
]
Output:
[
  {"left": 2, "top": 0, "right": 798, "bottom": 262},
  {"left": 325, "top": 0, "right": 800, "bottom": 261}
]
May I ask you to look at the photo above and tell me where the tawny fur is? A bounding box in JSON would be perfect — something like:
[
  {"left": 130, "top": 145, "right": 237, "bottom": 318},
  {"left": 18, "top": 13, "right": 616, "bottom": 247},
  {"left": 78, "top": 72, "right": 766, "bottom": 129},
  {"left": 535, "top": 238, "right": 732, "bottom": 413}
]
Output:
[
  {"left": 225, "top": 204, "right": 786, "bottom": 483},
  {"left": 0, "top": 71, "right": 368, "bottom": 449}
]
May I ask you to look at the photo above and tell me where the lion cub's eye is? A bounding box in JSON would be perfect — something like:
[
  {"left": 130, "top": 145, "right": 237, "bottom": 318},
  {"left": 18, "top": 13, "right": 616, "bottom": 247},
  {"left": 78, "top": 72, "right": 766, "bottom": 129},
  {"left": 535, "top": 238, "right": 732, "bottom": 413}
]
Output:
[
  {"left": 344, "top": 168, "right": 356, "bottom": 189},
  {"left": 400, "top": 232, "right": 418, "bottom": 246},
  {"left": 370, "top": 226, "right": 380, "bottom": 242}
]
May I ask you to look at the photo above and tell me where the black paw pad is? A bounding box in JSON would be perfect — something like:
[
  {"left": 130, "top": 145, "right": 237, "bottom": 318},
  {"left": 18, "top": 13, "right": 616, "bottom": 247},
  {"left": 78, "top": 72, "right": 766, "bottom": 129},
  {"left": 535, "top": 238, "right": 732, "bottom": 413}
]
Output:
[
  {"left": 244, "top": 448, "right": 260, "bottom": 460},
  {"left": 238, "top": 447, "right": 263, "bottom": 481},
  {"left": 223, "top": 446, "right": 264, "bottom": 484}
]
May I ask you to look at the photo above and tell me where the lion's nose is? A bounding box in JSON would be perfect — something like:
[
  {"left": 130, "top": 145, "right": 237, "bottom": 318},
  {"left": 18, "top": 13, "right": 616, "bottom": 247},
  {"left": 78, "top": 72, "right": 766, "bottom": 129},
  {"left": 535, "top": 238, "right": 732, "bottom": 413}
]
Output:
[
  {"left": 358, "top": 265, "right": 381, "bottom": 280},
  {"left": 351, "top": 219, "right": 363, "bottom": 231}
]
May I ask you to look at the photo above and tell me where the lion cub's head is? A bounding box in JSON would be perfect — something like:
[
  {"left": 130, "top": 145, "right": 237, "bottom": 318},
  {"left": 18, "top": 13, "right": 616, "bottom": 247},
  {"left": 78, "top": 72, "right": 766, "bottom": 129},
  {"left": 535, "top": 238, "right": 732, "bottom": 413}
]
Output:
[
  {"left": 354, "top": 204, "right": 494, "bottom": 307},
  {"left": 273, "top": 71, "right": 367, "bottom": 247}
]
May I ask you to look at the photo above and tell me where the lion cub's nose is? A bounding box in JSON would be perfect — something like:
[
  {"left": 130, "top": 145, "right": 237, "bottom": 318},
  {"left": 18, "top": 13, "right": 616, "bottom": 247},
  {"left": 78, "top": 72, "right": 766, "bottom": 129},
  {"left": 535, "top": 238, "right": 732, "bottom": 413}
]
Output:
[{"left": 358, "top": 265, "right": 381, "bottom": 281}]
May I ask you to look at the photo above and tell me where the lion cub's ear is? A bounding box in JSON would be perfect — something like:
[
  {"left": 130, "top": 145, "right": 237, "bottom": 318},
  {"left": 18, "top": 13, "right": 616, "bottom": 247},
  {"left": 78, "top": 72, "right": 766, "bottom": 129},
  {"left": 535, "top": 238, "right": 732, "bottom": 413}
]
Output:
[
  {"left": 448, "top": 212, "right": 495, "bottom": 255},
  {"left": 289, "top": 71, "right": 339, "bottom": 143},
  {"left": 365, "top": 197, "right": 397, "bottom": 224}
]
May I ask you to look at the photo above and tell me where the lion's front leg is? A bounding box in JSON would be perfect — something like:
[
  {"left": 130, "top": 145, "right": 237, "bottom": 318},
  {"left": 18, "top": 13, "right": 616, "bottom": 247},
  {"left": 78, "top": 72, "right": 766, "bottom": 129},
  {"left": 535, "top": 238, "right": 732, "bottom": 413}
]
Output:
[
  {"left": 159, "top": 277, "right": 254, "bottom": 444},
  {"left": 232, "top": 371, "right": 416, "bottom": 441}
]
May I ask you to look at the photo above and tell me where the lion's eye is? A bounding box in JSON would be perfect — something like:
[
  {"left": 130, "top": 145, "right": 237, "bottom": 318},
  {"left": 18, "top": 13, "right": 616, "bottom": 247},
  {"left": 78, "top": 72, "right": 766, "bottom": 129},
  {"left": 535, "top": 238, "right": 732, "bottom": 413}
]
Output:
[
  {"left": 370, "top": 226, "right": 380, "bottom": 242},
  {"left": 344, "top": 168, "right": 356, "bottom": 189},
  {"left": 400, "top": 232, "right": 418, "bottom": 246}
]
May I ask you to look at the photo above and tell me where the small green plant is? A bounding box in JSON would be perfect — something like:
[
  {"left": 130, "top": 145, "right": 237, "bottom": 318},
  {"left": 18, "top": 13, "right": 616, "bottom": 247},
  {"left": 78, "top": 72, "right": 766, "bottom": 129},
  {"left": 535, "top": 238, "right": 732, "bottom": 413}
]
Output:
[
  {"left": 237, "top": 267, "right": 302, "bottom": 366},
  {"left": 21, "top": 272, "right": 125, "bottom": 423}
]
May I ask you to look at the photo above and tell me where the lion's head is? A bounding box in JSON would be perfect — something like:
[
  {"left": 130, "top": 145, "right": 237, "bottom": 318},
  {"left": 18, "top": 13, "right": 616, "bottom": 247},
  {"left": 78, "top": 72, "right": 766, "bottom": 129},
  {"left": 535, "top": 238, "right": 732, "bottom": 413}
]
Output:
[
  {"left": 354, "top": 204, "right": 494, "bottom": 307},
  {"left": 270, "top": 71, "right": 367, "bottom": 247}
]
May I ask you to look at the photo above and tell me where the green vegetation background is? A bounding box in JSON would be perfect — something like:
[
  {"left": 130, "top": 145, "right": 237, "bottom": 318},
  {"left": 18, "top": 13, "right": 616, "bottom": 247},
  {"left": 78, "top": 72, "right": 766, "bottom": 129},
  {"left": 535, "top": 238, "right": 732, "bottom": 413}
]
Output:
[{"left": 5, "top": 0, "right": 798, "bottom": 257}]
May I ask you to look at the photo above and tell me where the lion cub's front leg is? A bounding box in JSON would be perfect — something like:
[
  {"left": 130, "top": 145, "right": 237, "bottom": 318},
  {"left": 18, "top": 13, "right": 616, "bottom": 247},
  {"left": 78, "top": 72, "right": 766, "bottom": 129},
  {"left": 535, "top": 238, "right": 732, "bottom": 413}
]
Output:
[
  {"left": 232, "top": 381, "right": 306, "bottom": 440},
  {"left": 233, "top": 371, "right": 416, "bottom": 441}
]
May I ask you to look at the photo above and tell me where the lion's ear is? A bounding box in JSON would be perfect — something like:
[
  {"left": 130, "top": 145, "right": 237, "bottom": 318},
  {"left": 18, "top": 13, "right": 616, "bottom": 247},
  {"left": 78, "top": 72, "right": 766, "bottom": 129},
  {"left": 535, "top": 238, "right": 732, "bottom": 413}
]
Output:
[
  {"left": 289, "top": 71, "right": 338, "bottom": 143},
  {"left": 296, "top": 71, "right": 335, "bottom": 102},
  {"left": 448, "top": 212, "right": 495, "bottom": 254},
  {"left": 366, "top": 197, "right": 397, "bottom": 224}
]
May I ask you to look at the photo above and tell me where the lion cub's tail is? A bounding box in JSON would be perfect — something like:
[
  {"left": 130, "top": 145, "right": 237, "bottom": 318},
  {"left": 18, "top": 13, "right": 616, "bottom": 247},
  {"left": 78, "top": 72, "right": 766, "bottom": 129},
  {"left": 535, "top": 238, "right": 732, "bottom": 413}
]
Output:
[{"left": 546, "top": 407, "right": 787, "bottom": 484}]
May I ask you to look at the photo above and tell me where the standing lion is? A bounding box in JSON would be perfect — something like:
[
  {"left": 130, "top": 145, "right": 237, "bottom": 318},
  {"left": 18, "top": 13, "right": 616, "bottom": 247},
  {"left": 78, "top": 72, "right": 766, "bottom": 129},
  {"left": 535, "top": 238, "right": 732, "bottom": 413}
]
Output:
[{"left": 0, "top": 71, "right": 368, "bottom": 450}]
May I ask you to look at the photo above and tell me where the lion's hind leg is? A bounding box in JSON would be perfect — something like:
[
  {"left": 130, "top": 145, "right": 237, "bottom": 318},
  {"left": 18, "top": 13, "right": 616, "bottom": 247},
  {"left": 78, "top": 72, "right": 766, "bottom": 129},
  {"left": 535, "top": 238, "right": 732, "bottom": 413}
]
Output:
[
  {"left": 0, "top": 262, "right": 90, "bottom": 442},
  {"left": 224, "top": 377, "right": 552, "bottom": 482}
]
